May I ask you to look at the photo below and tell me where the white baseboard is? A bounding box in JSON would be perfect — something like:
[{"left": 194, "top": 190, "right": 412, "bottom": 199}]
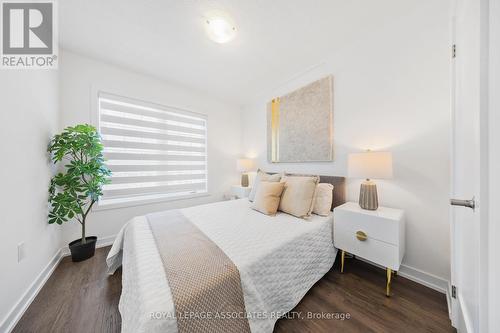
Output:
[
  {"left": 60, "top": 235, "right": 116, "bottom": 257},
  {"left": 398, "top": 264, "right": 449, "bottom": 294},
  {"left": 398, "top": 264, "right": 453, "bottom": 320},
  {"left": 355, "top": 257, "right": 452, "bottom": 319},
  {"left": 0, "top": 249, "right": 64, "bottom": 333},
  {"left": 354, "top": 256, "right": 449, "bottom": 294},
  {"left": 1, "top": 235, "right": 117, "bottom": 333}
]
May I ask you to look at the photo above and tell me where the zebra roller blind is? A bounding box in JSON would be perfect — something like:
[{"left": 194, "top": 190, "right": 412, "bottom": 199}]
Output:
[{"left": 98, "top": 92, "right": 208, "bottom": 206}]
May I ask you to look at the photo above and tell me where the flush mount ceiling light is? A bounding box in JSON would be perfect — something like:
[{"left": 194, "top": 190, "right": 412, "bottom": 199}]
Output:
[{"left": 205, "top": 12, "right": 237, "bottom": 44}]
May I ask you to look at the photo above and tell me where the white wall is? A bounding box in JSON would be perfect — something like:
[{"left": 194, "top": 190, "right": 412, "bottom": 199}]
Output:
[
  {"left": 0, "top": 71, "right": 60, "bottom": 329},
  {"left": 58, "top": 49, "right": 242, "bottom": 244},
  {"left": 241, "top": 3, "right": 451, "bottom": 282}
]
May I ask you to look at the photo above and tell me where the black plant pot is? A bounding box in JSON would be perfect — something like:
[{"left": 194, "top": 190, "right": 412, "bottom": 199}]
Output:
[{"left": 68, "top": 236, "right": 97, "bottom": 262}]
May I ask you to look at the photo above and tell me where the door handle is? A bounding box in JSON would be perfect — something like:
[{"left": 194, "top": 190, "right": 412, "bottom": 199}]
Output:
[{"left": 450, "top": 196, "right": 475, "bottom": 210}]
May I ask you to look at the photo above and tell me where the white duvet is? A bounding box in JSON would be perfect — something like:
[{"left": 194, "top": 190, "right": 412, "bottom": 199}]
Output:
[{"left": 107, "top": 198, "right": 336, "bottom": 333}]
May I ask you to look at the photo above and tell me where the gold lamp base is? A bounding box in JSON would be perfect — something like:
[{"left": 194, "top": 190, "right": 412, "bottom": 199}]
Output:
[{"left": 359, "top": 180, "right": 378, "bottom": 210}]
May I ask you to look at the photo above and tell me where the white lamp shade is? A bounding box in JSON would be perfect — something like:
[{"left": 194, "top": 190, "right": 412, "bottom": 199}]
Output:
[
  {"left": 236, "top": 158, "right": 254, "bottom": 172},
  {"left": 348, "top": 151, "right": 393, "bottom": 180}
]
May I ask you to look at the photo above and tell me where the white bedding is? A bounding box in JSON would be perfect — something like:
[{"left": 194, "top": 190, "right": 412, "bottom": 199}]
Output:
[{"left": 107, "top": 198, "right": 336, "bottom": 333}]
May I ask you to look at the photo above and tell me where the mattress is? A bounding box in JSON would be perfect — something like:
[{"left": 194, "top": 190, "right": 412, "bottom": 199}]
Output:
[{"left": 107, "top": 198, "right": 336, "bottom": 333}]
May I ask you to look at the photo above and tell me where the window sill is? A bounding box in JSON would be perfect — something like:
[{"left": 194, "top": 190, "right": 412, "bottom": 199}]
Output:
[{"left": 93, "top": 191, "right": 210, "bottom": 211}]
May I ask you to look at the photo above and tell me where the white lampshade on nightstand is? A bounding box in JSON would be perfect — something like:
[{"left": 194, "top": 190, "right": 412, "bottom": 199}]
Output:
[
  {"left": 348, "top": 151, "right": 393, "bottom": 210},
  {"left": 236, "top": 158, "right": 254, "bottom": 187}
]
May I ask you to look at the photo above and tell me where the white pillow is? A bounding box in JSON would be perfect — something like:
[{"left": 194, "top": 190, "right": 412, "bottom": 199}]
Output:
[
  {"left": 248, "top": 170, "right": 282, "bottom": 202},
  {"left": 278, "top": 175, "right": 319, "bottom": 218},
  {"left": 312, "top": 183, "right": 334, "bottom": 216}
]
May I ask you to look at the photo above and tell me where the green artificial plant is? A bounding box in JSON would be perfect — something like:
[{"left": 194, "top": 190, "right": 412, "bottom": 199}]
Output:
[{"left": 48, "top": 124, "right": 111, "bottom": 244}]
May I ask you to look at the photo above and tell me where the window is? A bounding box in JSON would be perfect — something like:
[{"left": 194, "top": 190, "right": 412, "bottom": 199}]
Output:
[{"left": 97, "top": 92, "right": 208, "bottom": 207}]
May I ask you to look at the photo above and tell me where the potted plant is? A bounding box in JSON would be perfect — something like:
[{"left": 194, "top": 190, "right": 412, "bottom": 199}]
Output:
[{"left": 48, "top": 124, "right": 111, "bottom": 262}]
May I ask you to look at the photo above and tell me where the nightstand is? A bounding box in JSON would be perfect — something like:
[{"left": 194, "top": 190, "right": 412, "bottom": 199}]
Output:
[
  {"left": 333, "top": 202, "right": 405, "bottom": 296},
  {"left": 231, "top": 185, "right": 252, "bottom": 199}
]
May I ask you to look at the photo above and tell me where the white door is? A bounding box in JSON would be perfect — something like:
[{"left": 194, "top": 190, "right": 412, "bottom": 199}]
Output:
[{"left": 450, "top": 0, "right": 488, "bottom": 332}]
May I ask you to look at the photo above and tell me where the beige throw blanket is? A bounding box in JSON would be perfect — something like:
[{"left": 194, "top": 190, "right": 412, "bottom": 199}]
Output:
[{"left": 147, "top": 210, "right": 251, "bottom": 333}]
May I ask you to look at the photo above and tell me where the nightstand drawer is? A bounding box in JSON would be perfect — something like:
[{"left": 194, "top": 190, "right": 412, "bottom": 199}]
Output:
[
  {"left": 334, "top": 226, "right": 401, "bottom": 270},
  {"left": 334, "top": 206, "right": 403, "bottom": 246}
]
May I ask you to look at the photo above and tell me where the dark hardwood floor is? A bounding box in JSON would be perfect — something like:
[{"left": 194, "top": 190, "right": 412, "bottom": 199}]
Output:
[{"left": 14, "top": 247, "right": 454, "bottom": 333}]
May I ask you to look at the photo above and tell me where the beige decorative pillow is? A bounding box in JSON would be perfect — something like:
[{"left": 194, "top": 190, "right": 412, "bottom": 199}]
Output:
[
  {"left": 312, "top": 183, "right": 334, "bottom": 216},
  {"left": 248, "top": 170, "right": 282, "bottom": 202},
  {"left": 251, "top": 181, "right": 286, "bottom": 215},
  {"left": 279, "top": 175, "right": 320, "bottom": 218}
]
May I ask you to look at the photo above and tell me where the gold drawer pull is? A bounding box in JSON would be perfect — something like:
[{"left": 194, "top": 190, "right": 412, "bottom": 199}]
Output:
[{"left": 356, "top": 231, "right": 367, "bottom": 241}]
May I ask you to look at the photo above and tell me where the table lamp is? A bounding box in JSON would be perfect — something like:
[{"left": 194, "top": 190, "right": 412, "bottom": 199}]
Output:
[
  {"left": 236, "top": 158, "right": 254, "bottom": 187},
  {"left": 348, "top": 151, "right": 393, "bottom": 210}
]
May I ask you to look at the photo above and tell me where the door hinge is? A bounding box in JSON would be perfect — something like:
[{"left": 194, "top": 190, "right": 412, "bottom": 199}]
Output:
[
  {"left": 452, "top": 285, "right": 457, "bottom": 298},
  {"left": 452, "top": 44, "right": 456, "bottom": 58}
]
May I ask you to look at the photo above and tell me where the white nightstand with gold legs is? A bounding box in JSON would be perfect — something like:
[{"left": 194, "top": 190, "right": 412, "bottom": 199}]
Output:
[{"left": 334, "top": 202, "right": 405, "bottom": 297}]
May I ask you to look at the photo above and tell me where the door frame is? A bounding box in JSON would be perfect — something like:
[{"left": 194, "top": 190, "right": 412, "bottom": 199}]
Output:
[
  {"left": 449, "top": 0, "right": 493, "bottom": 331},
  {"left": 487, "top": 0, "right": 499, "bottom": 332}
]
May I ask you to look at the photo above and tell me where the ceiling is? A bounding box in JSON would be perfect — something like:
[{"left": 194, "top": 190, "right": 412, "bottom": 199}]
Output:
[{"left": 60, "top": 0, "right": 419, "bottom": 106}]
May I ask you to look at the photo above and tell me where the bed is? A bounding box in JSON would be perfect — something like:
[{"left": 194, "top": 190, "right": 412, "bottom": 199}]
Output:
[{"left": 107, "top": 175, "right": 345, "bottom": 333}]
